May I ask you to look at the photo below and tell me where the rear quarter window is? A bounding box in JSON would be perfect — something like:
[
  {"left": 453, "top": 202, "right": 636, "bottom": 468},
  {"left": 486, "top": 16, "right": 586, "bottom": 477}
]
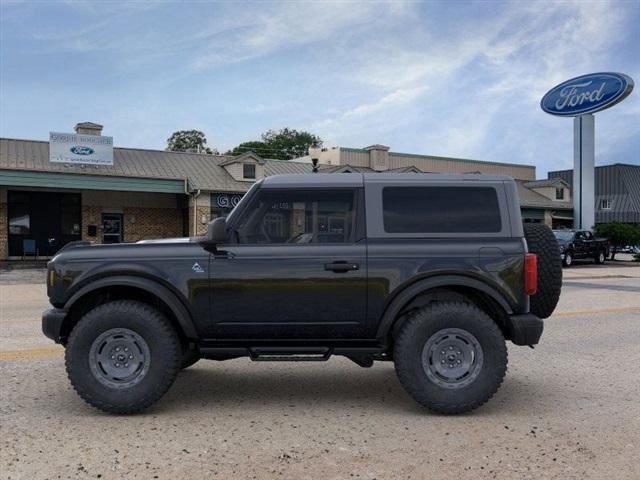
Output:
[{"left": 382, "top": 186, "right": 502, "bottom": 233}]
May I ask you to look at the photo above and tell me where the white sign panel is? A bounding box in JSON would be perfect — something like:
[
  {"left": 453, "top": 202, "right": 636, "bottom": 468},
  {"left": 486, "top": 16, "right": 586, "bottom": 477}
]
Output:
[{"left": 49, "top": 132, "right": 114, "bottom": 165}]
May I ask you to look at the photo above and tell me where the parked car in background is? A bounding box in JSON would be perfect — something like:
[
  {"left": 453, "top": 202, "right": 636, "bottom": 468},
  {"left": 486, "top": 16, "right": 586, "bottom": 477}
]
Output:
[
  {"left": 553, "top": 230, "right": 610, "bottom": 267},
  {"left": 619, "top": 245, "right": 640, "bottom": 254}
]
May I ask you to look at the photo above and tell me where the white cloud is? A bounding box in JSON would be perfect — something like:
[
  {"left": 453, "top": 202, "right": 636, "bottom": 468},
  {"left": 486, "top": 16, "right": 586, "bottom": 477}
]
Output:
[{"left": 308, "top": 0, "right": 636, "bottom": 173}]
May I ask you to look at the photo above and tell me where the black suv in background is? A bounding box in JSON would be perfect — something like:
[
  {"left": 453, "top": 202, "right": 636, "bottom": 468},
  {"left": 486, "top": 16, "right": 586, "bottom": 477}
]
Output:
[{"left": 43, "top": 174, "right": 562, "bottom": 414}]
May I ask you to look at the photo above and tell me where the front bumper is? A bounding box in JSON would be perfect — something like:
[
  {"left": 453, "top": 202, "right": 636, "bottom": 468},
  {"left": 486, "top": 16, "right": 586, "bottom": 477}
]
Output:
[
  {"left": 42, "top": 308, "right": 68, "bottom": 343},
  {"left": 507, "top": 313, "right": 543, "bottom": 346}
]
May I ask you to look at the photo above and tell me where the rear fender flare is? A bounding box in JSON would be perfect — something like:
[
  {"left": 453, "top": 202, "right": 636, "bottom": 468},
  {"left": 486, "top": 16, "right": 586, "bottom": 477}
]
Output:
[
  {"left": 375, "top": 275, "right": 513, "bottom": 340},
  {"left": 64, "top": 275, "right": 198, "bottom": 339}
]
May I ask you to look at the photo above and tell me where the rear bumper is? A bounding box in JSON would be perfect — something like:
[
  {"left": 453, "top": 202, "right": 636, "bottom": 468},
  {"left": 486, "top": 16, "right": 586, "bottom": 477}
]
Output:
[
  {"left": 507, "top": 313, "right": 543, "bottom": 346},
  {"left": 42, "top": 308, "right": 68, "bottom": 343}
]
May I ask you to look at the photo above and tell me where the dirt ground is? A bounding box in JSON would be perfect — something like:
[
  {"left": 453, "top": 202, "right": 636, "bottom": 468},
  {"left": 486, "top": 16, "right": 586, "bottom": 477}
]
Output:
[{"left": 1, "top": 262, "right": 639, "bottom": 479}]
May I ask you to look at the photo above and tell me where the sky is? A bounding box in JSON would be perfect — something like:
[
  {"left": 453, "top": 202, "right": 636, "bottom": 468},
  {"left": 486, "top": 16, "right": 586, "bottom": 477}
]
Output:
[{"left": 1, "top": 0, "right": 638, "bottom": 177}]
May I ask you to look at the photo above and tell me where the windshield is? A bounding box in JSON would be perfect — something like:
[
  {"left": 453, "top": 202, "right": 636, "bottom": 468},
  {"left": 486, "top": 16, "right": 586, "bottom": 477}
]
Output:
[{"left": 553, "top": 230, "right": 574, "bottom": 241}]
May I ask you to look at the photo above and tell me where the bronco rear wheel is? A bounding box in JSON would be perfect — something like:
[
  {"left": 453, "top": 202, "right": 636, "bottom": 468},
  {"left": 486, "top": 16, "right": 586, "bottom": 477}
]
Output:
[
  {"left": 393, "top": 302, "right": 507, "bottom": 414},
  {"left": 524, "top": 223, "right": 562, "bottom": 319},
  {"left": 65, "top": 300, "right": 182, "bottom": 414}
]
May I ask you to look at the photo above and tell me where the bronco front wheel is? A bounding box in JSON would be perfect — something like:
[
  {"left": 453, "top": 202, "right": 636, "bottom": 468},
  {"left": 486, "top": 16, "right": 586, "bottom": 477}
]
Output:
[
  {"left": 393, "top": 302, "right": 507, "bottom": 414},
  {"left": 65, "top": 300, "right": 182, "bottom": 414}
]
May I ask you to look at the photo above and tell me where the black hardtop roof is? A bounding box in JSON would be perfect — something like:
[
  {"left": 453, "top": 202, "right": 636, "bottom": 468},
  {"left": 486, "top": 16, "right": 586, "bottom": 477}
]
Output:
[{"left": 261, "top": 172, "right": 515, "bottom": 188}]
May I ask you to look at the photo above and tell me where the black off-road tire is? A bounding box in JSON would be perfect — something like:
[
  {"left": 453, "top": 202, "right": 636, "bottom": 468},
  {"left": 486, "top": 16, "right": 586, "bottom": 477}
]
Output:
[
  {"left": 594, "top": 250, "right": 606, "bottom": 265},
  {"left": 562, "top": 251, "right": 573, "bottom": 267},
  {"left": 394, "top": 302, "right": 507, "bottom": 414},
  {"left": 524, "top": 223, "right": 562, "bottom": 319},
  {"left": 181, "top": 346, "right": 201, "bottom": 369},
  {"left": 65, "top": 300, "right": 182, "bottom": 414}
]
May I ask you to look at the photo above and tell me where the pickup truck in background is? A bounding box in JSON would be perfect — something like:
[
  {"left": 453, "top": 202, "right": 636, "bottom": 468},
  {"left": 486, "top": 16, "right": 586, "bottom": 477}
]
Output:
[{"left": 553, "top": 230, "right": 610, "bottom": 267}]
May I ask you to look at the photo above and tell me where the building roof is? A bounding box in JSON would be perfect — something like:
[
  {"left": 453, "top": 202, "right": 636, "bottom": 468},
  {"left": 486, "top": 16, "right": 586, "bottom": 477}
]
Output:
[
  {"left": 523, "top": 178, "right": 569, "bottom": 188},
  {"left": 75, "top": 122, "right": 104, "bottom": 129},
  {"left": 0, "top": 136, "right": 574, "bottom": 212},
  {"left": 339, "top": 147, "right": 536, "bottom": 170},
  {"left": 549, "top": 163, "right": 640, "bottom": 222},
  {"left": 0, "top": 137, "right": 309, "bottom": 193},
  {"left": 515, "top": 180, "right": 572, "bottom": 210}
]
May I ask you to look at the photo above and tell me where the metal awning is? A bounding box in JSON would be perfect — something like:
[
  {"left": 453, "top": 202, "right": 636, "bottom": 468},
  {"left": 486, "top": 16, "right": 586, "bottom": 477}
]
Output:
[
  {"left": 551, "top": 213, "right": 574, "bottom": 220},
  {"left": 0, "top": 169, "right": 187, "bottom": 194}
]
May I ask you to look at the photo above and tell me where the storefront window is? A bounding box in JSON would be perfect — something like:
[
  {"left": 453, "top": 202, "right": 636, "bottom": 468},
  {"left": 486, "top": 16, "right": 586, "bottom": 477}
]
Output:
[
  {"left": 8, "top": 192, "right": 30, "bottom": 234},
  {"left": 9, "top": 210, "right": 30, "bottom": 234},
  {"left": 210, "top": 193, "right": 244, "bottom": 219}
]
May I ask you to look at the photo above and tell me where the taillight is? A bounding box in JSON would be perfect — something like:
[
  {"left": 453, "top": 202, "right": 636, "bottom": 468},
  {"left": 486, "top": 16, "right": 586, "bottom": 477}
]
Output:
[{"left": 524, "top": 253, "right": 537, "bottom": 295}]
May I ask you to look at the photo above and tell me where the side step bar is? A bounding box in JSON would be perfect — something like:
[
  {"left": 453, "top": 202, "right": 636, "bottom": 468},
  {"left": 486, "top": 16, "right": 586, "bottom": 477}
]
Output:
[
  {"left": 198, "top": 344, "right": 387, "bottom": 367},
  {"left": 249, "top": 346, "right": 331, "bottom": 362}
]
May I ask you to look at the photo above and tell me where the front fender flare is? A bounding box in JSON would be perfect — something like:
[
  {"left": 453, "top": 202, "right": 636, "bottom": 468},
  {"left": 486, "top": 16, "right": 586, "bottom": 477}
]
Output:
[
  {"left": 375, "top": 275, "right": 514, "bottom": 340},
  {"left": 64, "top": 275, "right": 198, "bottom": 339}
]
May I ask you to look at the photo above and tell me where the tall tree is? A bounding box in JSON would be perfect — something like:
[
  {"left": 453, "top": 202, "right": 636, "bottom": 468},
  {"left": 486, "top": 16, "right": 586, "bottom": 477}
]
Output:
[
  {"left": 167, "top": 130, "right": 217, "bottom": 154},
  {"left": 225, "top": 141, "right": 269, "bottom": 157},
  {"left": 226, "top": 128, "right": 322, "bottom": 160},
  {"left": 594, "top": 222, "right": 640, "bottom": 260},
  {"left": 260, "top": 128, "right": 322, "bottom": 160}
]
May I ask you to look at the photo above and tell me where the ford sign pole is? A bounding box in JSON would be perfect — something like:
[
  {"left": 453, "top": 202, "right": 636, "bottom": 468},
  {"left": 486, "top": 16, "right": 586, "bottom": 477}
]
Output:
[
  {"left": 573, "top": 114, "right": 595, "bottom": 230},
  {"left": 541, "top": 72, "right": 634, "bottom": 230}
]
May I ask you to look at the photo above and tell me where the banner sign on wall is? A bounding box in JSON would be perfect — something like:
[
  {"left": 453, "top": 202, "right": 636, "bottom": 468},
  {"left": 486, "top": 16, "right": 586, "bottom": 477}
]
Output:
[{"left": 49, "top": 132, "right": 114, "bottom": 165}]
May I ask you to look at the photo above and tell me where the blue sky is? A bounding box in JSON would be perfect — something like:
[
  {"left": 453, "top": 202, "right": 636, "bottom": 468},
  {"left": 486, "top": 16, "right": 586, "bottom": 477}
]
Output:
[{"left": 1, "top": 0, "right": 638, "bottom": 177}]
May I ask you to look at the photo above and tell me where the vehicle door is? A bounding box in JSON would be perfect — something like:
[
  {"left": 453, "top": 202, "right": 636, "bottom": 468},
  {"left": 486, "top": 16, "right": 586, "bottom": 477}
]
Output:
[
  {"left": 210, "top": 187, "right": 367, "bottom": 339},
  {"left": 573, "top": 231, "right": 587, "bottom": 257},
  {"left": 582, "top": 231, "right": 595, "bottom": 256}
]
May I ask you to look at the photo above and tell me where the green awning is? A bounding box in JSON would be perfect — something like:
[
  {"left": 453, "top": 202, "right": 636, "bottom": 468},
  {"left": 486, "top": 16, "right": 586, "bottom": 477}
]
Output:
[
  {"left": 0, "top": 169, "right": 186, "bottom": 194},
  {"left": 520, "top": 208, "right": 545, "bottom": 220}
]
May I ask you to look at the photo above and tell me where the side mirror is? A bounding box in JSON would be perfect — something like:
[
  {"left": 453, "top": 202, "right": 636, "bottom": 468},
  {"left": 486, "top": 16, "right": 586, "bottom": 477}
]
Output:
[{"left": 205, "top": 217, "right": 229, "bottom": 244}]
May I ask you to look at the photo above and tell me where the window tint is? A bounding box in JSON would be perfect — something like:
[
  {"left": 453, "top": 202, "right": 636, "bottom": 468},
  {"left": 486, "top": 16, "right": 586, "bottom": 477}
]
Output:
[
  {"left": 236, "top": 190, "right": 356, "bottom": 244},
  {"left": 382, "top": 186, "right": 501, "bottom": 233}
]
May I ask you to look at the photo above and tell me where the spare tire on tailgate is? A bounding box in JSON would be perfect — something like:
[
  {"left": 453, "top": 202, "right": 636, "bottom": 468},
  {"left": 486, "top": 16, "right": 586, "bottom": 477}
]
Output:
[{"left": 523, "top": 223, "right": 562, "bottom": 319}]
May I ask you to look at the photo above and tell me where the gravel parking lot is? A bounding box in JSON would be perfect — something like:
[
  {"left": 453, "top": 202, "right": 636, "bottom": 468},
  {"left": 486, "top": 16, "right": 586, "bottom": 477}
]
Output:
[{"left": 1, "top": 262, "right": 639, "bottom": 479}]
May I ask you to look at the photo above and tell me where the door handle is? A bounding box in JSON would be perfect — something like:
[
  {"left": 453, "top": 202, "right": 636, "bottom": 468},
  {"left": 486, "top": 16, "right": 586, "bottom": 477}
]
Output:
[{"left": 324, "top": 261, "right": 359, "bottom": 273}]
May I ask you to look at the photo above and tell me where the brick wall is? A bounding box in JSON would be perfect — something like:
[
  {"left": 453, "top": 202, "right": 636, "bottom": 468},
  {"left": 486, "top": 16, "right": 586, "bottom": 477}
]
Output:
[
  {"left": 123, "top": 207, "right": 183, "bottom": 242},
  {"left": 189, "top": 206, "right": 210, "bottom": 236},
  {"left": 82, "top": 205, "right": 183, "bottom": 244},
  {"left": 81, "top": 205, "right": 103, "bottom": 243}
]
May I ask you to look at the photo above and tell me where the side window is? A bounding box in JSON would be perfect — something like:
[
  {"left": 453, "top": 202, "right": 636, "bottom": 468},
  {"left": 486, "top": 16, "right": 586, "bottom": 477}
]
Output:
[
  {"left": 235, "top": 189, "right": 357, "bottom": 244},
  {"left": 382, "top": 186, "right": 502, "bottom": 234},
  {"left": 243, "top": 163, "right": 256, "bottom": 179}
]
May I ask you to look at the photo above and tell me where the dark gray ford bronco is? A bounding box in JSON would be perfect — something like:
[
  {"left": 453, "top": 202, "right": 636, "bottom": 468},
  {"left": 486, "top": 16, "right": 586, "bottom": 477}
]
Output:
[{"left": 43, "top": 173, "right": 562, "bottom": 414}]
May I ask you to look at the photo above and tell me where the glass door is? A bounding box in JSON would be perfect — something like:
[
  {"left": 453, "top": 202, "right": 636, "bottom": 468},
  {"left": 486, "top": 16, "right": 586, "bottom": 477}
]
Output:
[{"left": 102, "top": 213, "right": 123, "bottom": 243}]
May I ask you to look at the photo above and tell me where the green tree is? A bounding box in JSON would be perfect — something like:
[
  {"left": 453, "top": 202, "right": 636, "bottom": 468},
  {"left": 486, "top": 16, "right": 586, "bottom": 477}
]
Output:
[
  {"left": 167, "top": 130, "right": 217, "bottom": 154},
  {"left": 226, "top": 128, "right": 322, "bottom": 160},
  {"left": 225, "top": 141, "right": 268, "bottom": 157},
  {"left": 594, "top": 222, "right": 640, "bottom": 260}
]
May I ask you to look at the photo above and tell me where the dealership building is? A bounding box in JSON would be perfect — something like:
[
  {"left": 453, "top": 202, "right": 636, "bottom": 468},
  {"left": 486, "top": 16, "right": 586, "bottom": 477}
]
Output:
[{"left": 1, "top": 122, "right": 580, "bottom": 260}]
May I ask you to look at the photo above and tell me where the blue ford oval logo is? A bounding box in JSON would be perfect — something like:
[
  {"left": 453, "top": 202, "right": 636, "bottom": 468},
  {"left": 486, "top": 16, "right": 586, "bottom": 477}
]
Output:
[
  {"left": 70, "top": 146, "right": 95, "bottom": 155},
  {"left": 541, "top": 72, "right": 634, "bottom": 116}
]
